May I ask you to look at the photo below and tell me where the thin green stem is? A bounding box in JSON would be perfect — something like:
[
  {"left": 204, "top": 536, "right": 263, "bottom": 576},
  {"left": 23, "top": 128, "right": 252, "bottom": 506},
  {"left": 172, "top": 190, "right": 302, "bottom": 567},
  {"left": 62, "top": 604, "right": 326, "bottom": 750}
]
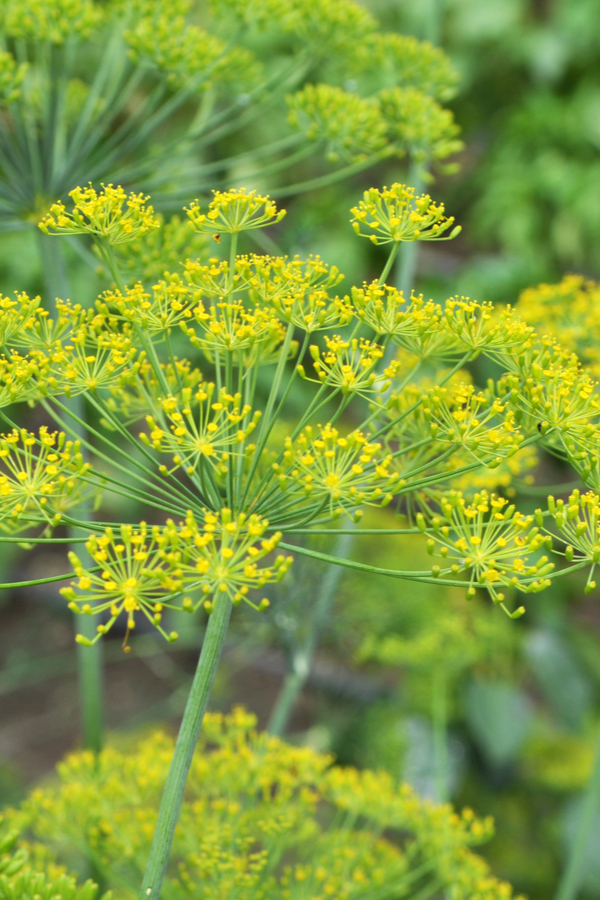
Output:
[
  {"left": 431, "top": 667, "right": 449, "bottom": 803},
  {"left": 139, "top": 593, "right": 232, "bottom": 900},
  {"left": 554, "top": 718, "right": 600, "bottom": 900},
  {"left": 378, "top": 242, "right": 401, "bottom": 286},
  {"left": 395, "top": 162, "right": 425, "bottom": 297},
  {"left": 268, "top": 528, "right": 355, "bottom": 736}
]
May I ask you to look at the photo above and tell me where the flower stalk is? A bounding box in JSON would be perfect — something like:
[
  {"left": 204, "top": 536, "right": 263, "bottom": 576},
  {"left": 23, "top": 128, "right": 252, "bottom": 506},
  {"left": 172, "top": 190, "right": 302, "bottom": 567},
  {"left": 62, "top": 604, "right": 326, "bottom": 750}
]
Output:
[{"left": 139, "top": 592, "right": 232, "bottom": 900}]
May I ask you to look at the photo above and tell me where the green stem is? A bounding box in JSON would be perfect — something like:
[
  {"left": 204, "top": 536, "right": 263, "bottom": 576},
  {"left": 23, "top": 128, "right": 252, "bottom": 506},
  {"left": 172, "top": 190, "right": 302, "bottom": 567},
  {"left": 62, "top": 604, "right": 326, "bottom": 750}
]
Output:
[
  {"left": 39, "top": 235, "right": 104, "bottom": 752},
  {"left": 267, "top": 528, "right": 355, "bottom": 736},
  {"left": 554, "top": 718, "right": 600, "bottom": 900},
  {"left": 76, "top": 615, "right": 103, "bottom": 754},
  {"left": 395, "top": 164, "right": 425, "bottom": 298},
  {"left": 431, "top": 667, "right": 449, "bottom": 803},
  {"left": 139, "top": 593, "right": 232, "bottom": 900},
  {"left": 267, "top": 669, "right": 304, "bottom": 737}
]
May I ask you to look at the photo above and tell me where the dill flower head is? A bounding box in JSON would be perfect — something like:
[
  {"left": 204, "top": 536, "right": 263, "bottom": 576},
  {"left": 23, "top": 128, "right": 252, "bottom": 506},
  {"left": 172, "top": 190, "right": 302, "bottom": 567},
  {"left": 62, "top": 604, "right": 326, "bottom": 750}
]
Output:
[
  {"left": 0, "top": 813, "right": 100, "bottom": 900},
  {"left": 422, "top": 382, "right": 524, "bottom": 467},
  {"left": 126, "top": 12, "right": 260, "bottom": 91},
  {"left": 38, "top": 184, "right": 160, "bottom": 245},
  {"left": 277, "top": 424, "right": 398, "bottom": 515},
  {"left": 61, "top": 510, "right": 292, "bottom": 646},
  {"left": 18, "top": 708, "right": 524, "bottom": 900},
  {"left": 379, "top": 87, "right": 464, "bottom": 169},
  {"left": 287, "top": 83, "right": 389, "bottom": 163},
  {"left": 517, "top": 274, "right": 600, "bottom": 377},
  {"left": 421, "top": 490, "right": 553, "bottom": 615},
  {"left": 545, "top": 490, "right": 600, "bottom": 594},
  {"left": 141, "top": 385, "right": 261, "bottom": 477},
  {"left": 0, "top": 427, "right": 90, "bottom": 531},
  {"left": 186, "top": 188, "right": 286, "bottom": 235},
  {"left": 299, "top": 334, "right": 397, "bottom": 396},
  {"left": 359, "top": 33, "right": 460, "bottom": 100},
  {"left": 99, "top": 278, "right": 201, "bottom": 333},
  {"left": 350, "top": 183, "right": 461, "bottom": 245}
]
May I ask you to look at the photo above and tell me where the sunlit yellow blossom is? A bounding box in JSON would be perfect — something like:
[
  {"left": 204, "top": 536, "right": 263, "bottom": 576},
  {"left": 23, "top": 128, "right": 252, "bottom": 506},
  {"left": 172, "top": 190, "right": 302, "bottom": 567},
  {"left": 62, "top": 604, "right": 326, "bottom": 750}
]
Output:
[
  {"left": 39, "top": 184, "right": 160, "bottom": 244},
  {"left": 351, "top": 183, "right": 460, "bottom": 245},
  {"left": 0, "top": 427, "right": 90, "bottom": 531},
  {"left": 544, "top": 490, "right": 600, "bottom": 594},
  {"left": 62, "top": 511, "right": 291, "bottom": 646},
  {"left": 277, "top": 424, "right": 398, "bottom": 515},
  {"left": 300, "top": 335, "right": 396, "bottom": 396},
  {"left": 141, "top": 385, "right": 261, "bottom": 477},
  {"left": 421, "top": 490, "right": 553, "bottom": 614},
  {"left": 186, "top": 188, "right": 285, "bottom": 235},
  {"left": 22, "top": 708, "right": 523, "bottom": 900},
  {"left": 98, "top": 277, "right": 202, "bottom": 332}
]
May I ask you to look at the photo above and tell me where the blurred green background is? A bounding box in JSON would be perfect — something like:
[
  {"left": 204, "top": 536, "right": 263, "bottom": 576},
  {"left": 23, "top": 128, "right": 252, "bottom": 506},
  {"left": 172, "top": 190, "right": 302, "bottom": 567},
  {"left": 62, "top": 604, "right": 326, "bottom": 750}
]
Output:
[{"left": 3, "top": 1, "right": 600, "bottom": 899}]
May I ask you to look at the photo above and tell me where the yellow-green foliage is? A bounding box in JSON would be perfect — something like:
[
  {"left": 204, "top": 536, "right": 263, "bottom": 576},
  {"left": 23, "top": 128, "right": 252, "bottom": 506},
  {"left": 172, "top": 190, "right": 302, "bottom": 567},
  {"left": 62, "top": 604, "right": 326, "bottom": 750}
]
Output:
[
  {"left": 14, "top": 709, "right": 523, "bottom": 900},
  {"left": 0, "top": 815, "right": 105, "bottom": 900}
]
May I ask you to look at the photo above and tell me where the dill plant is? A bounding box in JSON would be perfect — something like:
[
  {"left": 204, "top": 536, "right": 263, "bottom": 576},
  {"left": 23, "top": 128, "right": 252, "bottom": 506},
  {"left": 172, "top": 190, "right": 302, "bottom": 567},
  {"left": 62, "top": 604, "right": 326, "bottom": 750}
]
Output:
[
  {"left": 11, "top": 707, "right": 525, "bottom": 900},
  {"left": 0, "top": 0, "right": 462, "bottom": 753},
  {"left": 3, "top": 180, "right": 600, "bottom": 896}
]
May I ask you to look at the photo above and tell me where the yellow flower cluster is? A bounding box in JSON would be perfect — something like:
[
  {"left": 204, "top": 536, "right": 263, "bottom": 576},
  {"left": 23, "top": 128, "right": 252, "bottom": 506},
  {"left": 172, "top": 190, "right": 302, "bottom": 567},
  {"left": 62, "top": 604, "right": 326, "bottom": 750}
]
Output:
[
  {"left": 0, "top": 428, "right": 90, "bottom": 531},
  {"left": 61, "top": 510, "right": 291, "bottom": 646},
  {"left": 300, "top": 335, "right": 396, "bottom": 396},
  {"left": 186, "top": 189, "right": 286, "bottom": 236},
  {"left": 141, "top": 385, "right": 261, "bottom": 478},
  {"left": 517, "top": 274, "right": 600, "bottom": 376},
  {"left": 16, "top": 709, "right": 523, "bottom": 900},
  {"left": 545, "top": 490, "right": 600, "bottom": 594},
  {"left": 442, "top": 298, "right": 534, "bottom": 356},
  {"left": 277, "top": 424, "right": 398, "bottom": 515},
  {"left": 502, "top": 361, "right": 600, "bottom": 456},
  {"left": 243, "top": 254, "right": 351, "bottom": 331},
  {"left": 351, "top": 281, "right": 422, "bottom": 337},
  {"left": 351, "top": 183, "right": 461, "bottom": 245},
  {"left": 181, "top": 298, "right": 284, "bottom": 357},
  {"left": 421, "top": 491, "right": 553, "bottom": 614},
  {"left": 0, "top": 814, "right": 100, "bottom": 900},
  {"left": 39, "top": 184, "right": 160, "bottom": 245},
  {"left": 421, "top": 383, "right": 523, "bottom": 467},
  {"left": 360, "top": 33, "right": 460, "bottom": 101},
  {"left": 99, "top": 277, "right": 202, "bottom": 332},
  {"left": 0, "top": 350, "right": 49, "bottom": 407},
  {"left": 0, "top": 292, "right": 40, "bottom": 344}
]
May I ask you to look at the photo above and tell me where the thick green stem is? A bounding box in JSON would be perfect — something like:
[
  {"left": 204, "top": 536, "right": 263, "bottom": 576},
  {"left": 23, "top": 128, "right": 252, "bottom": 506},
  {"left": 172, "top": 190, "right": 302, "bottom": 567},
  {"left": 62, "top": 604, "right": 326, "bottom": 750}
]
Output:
[
  {"left": 76, "top": 618, "right": 103, "bottom": 754},
  {"left": 267, "top": 529, "right": 355, "bottom": 736},
  {"left": 139, "top": 593, "right": 232, "bottom": 900},
  {"left": 554, "top": 719, "right": 600, "bottom": 900}
]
